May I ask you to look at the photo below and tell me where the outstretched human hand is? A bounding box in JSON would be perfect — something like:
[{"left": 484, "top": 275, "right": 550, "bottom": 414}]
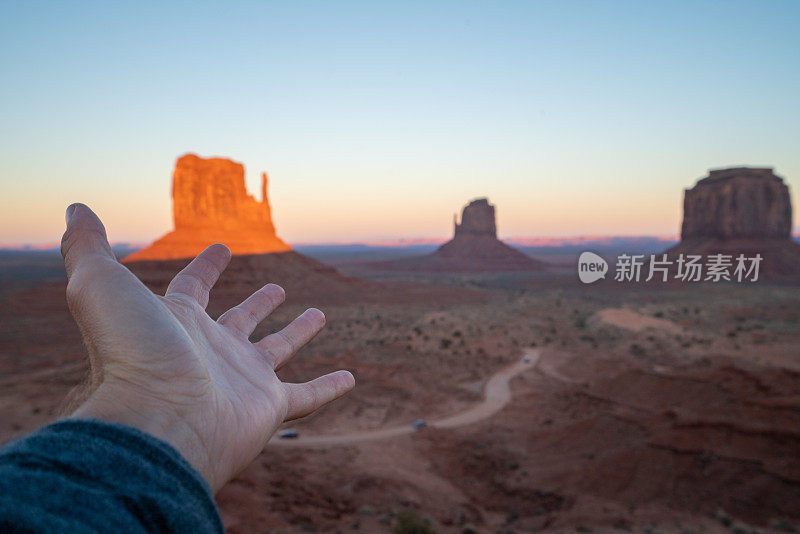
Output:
[{"left": 61, "top": 203, "right": 354, "bottom": 492}]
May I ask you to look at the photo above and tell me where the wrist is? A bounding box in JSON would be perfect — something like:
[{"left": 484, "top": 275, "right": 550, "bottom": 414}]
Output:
[{"left": 70, "top": 382, "right": 216, "bottom": 490}]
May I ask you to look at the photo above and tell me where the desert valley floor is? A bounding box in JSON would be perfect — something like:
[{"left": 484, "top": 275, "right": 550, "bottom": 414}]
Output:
[{"left": 1, "top": 251, "right": 799, "bottom": 533}]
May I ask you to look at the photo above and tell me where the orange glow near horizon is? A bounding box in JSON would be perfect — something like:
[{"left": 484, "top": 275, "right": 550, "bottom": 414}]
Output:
[
  {"left": 4, "top": 157, "right": 800, "bottom": 248},
  {"left": 0, "top": 171, "right": 687, "bottom": 247},
  {"left": 3, "top": 159, "right": 800, "bottom": 247}
]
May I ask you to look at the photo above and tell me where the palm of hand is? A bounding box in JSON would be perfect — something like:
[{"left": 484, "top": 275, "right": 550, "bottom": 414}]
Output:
[{"left": 63, "top": 204, "right": 353, "bottom": 492}]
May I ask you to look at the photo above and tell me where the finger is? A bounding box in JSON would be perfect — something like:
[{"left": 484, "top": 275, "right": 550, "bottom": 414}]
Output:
[
  {"left": 256, "top": 308, "right": 325, "bottom": 369},
  {"left": 218, "top": 283, "right": 285, "bottom": 337},
  {"left": 283, "top": 370, "right": 355, "bottom": 421},
  {"left": 165, "top": 244, "right": 231, "bottom": 308},
  {"left": 61, "top": 203, "right": 117, "bottom": 280}
]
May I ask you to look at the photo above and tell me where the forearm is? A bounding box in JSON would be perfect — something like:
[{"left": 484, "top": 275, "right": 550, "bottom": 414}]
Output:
[{"left": 0, "top": 419, "right": 223, "bottom": 533}]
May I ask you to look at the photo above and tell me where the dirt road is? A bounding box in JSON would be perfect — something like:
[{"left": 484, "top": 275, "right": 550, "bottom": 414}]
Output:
[{"left": 268, "top": 348, "right": 540, "bottom": 447}]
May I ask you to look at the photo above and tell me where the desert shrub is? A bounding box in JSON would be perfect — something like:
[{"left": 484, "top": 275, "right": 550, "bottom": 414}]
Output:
[
  {"left": 394, "top": 510, "right": 436, "bottom": 534},
  {"left": 629, "top": 343, "right": 646, "bottom": 357}
]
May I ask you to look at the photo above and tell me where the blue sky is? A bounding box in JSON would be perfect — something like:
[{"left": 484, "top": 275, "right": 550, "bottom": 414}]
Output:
[{"left": 1, "top": 1, "right": 798, "bottom": 244}]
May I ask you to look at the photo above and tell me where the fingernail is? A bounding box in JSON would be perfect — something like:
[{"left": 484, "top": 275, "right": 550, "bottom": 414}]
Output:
[{"left": 66, "top": 204, "right": 78, "bottom": 224}]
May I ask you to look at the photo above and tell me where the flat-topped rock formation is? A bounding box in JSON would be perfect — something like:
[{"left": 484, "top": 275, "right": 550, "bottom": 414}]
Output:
[
  {"left": 373, "top": 198, "right": 547, "bottom": 272},
  {"left": 453, "top": 198, "right": 497, "bottom": 238},
  {"left": 664, "top": 167, "right": 800, "bottom": 278},
  {"left": 681, "top": 167, "right": 792, "bottom": 240},
  {"left": 125, "top": 154, "right": 290, "bottom": 261},
  {"left": 119, "top": 153, "right": 476, "bottom": 307}
]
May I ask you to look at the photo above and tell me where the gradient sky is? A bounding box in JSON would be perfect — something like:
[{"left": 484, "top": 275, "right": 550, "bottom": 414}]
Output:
[{"left": 1, "top": 1, "right": 799, "bottom": 245}]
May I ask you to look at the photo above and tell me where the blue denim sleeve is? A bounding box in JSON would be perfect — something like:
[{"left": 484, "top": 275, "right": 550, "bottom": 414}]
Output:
[{"left": 0, "top": 419, "right": 224, "bottom": 533}]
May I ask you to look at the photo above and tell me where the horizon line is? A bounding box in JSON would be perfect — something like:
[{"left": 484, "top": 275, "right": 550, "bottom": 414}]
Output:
[
  {"left": 7, "top": 232, "right": 800, "bottom": 252},
  {"left": 0, "top": 234, "right": 694, "bottom": 252}
]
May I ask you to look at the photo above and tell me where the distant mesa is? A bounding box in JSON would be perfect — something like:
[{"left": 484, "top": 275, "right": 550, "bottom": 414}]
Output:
[
  {"left": 664, "top": 167, "right": 800, "bottom": 277},
  {"left": 372, "top": 197, "right": 547, "bottom": 272},
  {"left": 681, "top": 167, "right": 791, "bottom": 240},
  {"left": 124, "top": 154, "right": 290, "bottom": 262}
]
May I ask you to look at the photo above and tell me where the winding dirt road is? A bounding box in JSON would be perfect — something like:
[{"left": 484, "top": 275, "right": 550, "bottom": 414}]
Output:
[{"left": 268, "top": 348, "right": 540, "bottom": 447}]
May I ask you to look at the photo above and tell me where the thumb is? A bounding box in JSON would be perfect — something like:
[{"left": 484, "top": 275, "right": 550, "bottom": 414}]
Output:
[{"left": 61, "top": 203, "right": 117, "bottom": 279}]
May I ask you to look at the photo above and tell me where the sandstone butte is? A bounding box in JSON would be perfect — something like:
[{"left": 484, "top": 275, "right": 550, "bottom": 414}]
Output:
[
  {"left": 124, "top": 154, "right": 291, "bottom": 262},
  {"left": 374, "top": 197, "right": 547, "bottom": 272},
  {"left": 664, "top": 167, "right": 800, "bottom": 277}
]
